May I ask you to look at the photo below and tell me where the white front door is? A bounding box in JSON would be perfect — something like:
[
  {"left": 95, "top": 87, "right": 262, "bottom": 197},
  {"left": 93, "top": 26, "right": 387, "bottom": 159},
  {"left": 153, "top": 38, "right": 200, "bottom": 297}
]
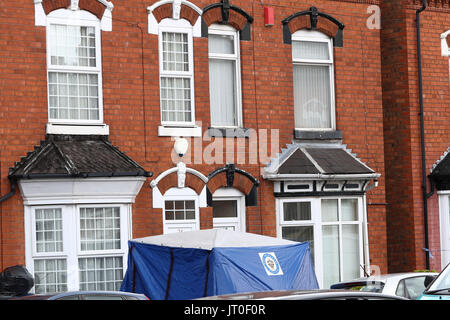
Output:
[
  {"left": 162, "top": 188, "right": 200, "bottom": 234},
  {"left": 212, "top": 188, "right": 246, "bottom": 232},
  {"left": 439, "top": 193, "right": 450, "bottom": 268}
]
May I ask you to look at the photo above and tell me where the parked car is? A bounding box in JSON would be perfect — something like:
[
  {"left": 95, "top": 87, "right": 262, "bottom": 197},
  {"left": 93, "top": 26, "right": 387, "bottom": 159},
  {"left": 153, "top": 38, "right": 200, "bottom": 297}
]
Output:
[
  {"left": 9, "top": 291, "right": 149, "bottom": 300},
  {"left": 418, "top": 263, "right": 450, "bottom": 300},
  {"left": 198, "top": 289, "right": 408, "bottom": 300},
  {"left": 330, "top": 272, "right": 438, "bottom": 300}
]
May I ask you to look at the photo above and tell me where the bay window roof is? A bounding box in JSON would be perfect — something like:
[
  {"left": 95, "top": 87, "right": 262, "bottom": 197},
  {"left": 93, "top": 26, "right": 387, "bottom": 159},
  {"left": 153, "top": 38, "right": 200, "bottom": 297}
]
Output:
[
  {"left": 9, "top": 135, "right": 152, "bottom": 179},
  {"left": 430, "top": 148, "right": 450, "bottom": 190},
  {"left": 263, "top": 143, "right": 378, "bottom": 180}
]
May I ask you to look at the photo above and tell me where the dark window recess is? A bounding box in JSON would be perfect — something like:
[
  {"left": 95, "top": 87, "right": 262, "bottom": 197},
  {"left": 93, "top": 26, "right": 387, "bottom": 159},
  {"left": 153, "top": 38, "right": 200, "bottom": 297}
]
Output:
[
  {"left": 323, "top": 183, "right": 339, "bottom": 189},
  {"left": 344, "top": 184, "right": 360, "bottom": 189},
  {"left": 294, "top": 130, "right": 342, "bottom": 141},
  {"left": 287, "top": 184, "right": 310, "bottom": 190}
]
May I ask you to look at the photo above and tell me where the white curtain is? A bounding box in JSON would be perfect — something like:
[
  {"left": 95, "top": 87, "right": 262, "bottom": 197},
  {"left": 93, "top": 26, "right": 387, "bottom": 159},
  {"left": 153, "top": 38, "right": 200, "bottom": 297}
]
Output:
[
  {"left": 209, "top": 33, "right": 237, "bottom": 127},
  {"left": 292, "top": 40, "right": 329, "bottom": 60},
  {"left": 293, "top": 64, "right": 331, "bottom": 129},
  {"left": 342, "top": 224, "right": 360, "bottom": 281},
  {"left": 322, "top": 225, "right": 340, "bottom": 288},
  {"left": 209, "top": 59, "right": 236, "bottom": 126},
  {"left": 209, "top": 34, "right": 234, "bottom": 54}
]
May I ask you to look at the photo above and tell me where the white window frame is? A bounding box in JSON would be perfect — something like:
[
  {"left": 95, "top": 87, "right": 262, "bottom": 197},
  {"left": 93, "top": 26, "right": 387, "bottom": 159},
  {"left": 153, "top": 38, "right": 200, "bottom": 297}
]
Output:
[
  {"left": 292, "top": 30, "right": 336, "bottom": 131},
  {"left": 438, "top": 191, "right": 450, "bottom": 269},
  {"left": 25, "top": 203, "right": 131, "bottom": 293},
  {"left": 46, "top": 10, "right": 104, "bottom": 125},
  {"left": 441, "top": 30, "right": 450, "bottom": 78},
  {"left": 276, "top": 196, "right": 365, "bottom": 288},
  {"left": 163, "top": 187, "right": 200, "bottom": 234},
  {"left": 208, "top": 24, "right": 243, "bottom": 128},
  {"left": 212, "top": 187, "right": 246, "bottom": 232},
  {"left": 158, "top": 19, "right": 196, "bottom": 128}
]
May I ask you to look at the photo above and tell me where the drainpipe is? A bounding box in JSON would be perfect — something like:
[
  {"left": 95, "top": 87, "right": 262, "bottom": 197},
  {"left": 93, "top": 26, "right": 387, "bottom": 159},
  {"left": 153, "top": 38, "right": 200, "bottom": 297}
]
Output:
[
  {"left": 0, "top": 176, "right": 18, "bottom": 270},
  {"left": 416, "top": 0, "right": 430, "bottom": 270}
]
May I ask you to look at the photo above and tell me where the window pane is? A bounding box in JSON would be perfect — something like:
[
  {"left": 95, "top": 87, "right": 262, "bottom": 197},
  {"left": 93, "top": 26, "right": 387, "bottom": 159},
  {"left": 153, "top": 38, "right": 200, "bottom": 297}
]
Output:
[
  {"left": 162, "top": 32, "right": 189, "bottom": 72},
  {"left": 342, "top": 224, "right": 360, "bottom": 281},
  {"left": 209, "top": 34, "right": 234, "bottom": 54},
  {"left": 160, "top": 77, "right": 192, "bottom": 123},
  {"left": 49, "top": 24, "right": 96, "bottom": 68},
  {"left": 293, "top": 64, "right": 331, "bottom": 129},
  {"left": 396, "top": 280, "right": 406, "bottom": 297},
  {"left": 165, "top": 200, "right": 196, "bottom": 221},
  {"left": 212, "top": 200, "right": 238, "bottom": 218},
  {"left": 35, "top": 208, "right": 63, "bottom": 253},
  {"left": 48, "top": 72, "right": 99, "bottom": 121},
  {"left": 34, "top": 259, "right": 67, "bottom": 294},
  {"left": 209, "top": 59, "right": 237, "bottom": 127},
  {"left": 403, "top": 277, "right": 429, "bottom": 300},
  {"left": 282, "top": 226, "right": 314, "bottom": 262},
  {"left": 79, "top": 256, "right": 123, "bottom": 291},
  {"left": 80, "top": 207, "right": 121, "bottom": 251},
  {"left": 342, "top": 199, "right": 358, "bottom": 221},
  {"left": 321, "top": 199, "right": 338, "bottom": 222},
  {"left": 322, "top": 225, "right": 340, "bottom": 288},
  {"left": 292, "top": 41, "right": 330, "bottom": 60},
  {"left": 283, "top": 202, "right": 311, "bottom": 221}
]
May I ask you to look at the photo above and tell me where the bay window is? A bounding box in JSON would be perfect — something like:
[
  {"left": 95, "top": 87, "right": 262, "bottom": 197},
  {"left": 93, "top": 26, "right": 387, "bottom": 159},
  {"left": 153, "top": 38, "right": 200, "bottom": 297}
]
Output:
[
  {"left": 208, "top": 24, "right": 242, "bottom": 128},
  {"left": 278, "top": 197, "right": 364, "bottom": 288},
  {"left": 292, "top": 30, "right": 335, "bottom": 130},
  {"left": 27, "top": 204, "right": 130, "bottom": 294}
]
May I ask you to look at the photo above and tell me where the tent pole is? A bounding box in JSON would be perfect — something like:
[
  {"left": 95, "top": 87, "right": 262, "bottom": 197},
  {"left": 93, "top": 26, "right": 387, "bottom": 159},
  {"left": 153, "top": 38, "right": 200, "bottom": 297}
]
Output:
[
  {"left": 130, "top": 245, "right": 136, "bottom": 293},
  {"left": 165, "top": 248, "right": 174, "bottom": 300},
  {"left": 203, "top": 252, "right": 211, "bottom": 297}
]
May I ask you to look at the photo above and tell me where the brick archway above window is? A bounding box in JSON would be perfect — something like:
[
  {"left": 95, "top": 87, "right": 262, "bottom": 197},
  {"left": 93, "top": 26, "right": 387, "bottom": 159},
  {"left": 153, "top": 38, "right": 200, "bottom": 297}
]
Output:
[
  {"left": 206, "top": 164, "right": 260, "bottom": 206},
  {"left": 151, "top": 2, "right": 200, "bottom": 26},
  {"left": 282, "top": 6, "right": 345, "bottom": 47},
  {"left": 202, "top": 0, "right": 254, "bottom": 40},
  {"left": 34, "top": 0, "right": 114, "bottom": 31},
  {"left": 147, "top": 0, "right": 203, "bottom": 36},
  {"left": 156, "top": 171, "right": 206, "bottom": 195},
  {"left": 41, "top": 0, "right": 71, "bottom": 14}
]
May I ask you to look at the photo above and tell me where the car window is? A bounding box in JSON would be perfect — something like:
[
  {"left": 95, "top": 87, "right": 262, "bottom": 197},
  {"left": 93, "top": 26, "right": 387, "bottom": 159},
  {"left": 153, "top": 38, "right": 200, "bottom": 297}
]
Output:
[
  {"left": 83, "top": 295, "right": 124, "bottom": 300},
  {"left": 396, "top": 276, "right": 428, "bottom": 299},
  {"left": 403, "top": 277, "right": 428, "bottom": 300},
  {"left": 396, "top": 280, "right": 406, "bottom": 297}
]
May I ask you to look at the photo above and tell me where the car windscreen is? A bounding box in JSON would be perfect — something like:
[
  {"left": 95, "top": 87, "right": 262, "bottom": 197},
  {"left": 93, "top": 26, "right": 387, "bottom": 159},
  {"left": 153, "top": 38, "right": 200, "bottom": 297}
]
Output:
[{"left": 426, "top": 264, "right": 450, "bottom": 294}]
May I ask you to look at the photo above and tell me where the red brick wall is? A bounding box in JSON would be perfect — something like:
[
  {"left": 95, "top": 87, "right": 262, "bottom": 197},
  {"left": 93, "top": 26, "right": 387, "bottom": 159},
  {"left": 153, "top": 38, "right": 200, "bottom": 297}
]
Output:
[
  {"left": 382, "top": 1, "right": 450, "bottom": 272},
  {"left": 380, "top": 0, "right": 418, "bottom": 273},
  {"left": 404, "top": 4, "right": 450, "bottom": 271},
  {"left": 0, "top": 0, "right": 388, "bottom": 274}
]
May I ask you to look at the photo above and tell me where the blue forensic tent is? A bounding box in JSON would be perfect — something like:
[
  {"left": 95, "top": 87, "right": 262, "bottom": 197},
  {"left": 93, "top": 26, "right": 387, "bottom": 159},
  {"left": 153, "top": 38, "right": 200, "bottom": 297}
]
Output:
[{"left": 120, "top": 229, "right": 318, "bottom": 300}]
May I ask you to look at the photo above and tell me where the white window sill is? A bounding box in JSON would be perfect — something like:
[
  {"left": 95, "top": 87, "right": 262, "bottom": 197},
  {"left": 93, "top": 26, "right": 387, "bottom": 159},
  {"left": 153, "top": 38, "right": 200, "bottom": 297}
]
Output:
[
  {"left": 46, "top": 123, "right": 110, "bottom": 135},
  {"left": 158, "top": 125, "right": 202, "bottom": 137}
]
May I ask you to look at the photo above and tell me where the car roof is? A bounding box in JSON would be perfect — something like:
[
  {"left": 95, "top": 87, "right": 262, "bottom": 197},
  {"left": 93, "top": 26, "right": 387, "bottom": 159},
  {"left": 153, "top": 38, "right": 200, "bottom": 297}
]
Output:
[
  {"left": 333, "top": 272, "right": 438, "bottom": 285},
  {"left": 198, "top": 289, "right": 408, "bottom": 300},
  {"left": 11, "top": 291, "right": 147, "bottom": 300}
]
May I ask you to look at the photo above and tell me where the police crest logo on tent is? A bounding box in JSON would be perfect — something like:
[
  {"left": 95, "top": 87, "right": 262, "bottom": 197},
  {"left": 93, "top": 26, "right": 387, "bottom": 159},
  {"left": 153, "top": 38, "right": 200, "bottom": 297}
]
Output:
[{"left": 259, "top": 252, "right": 283, "bottom": 276}]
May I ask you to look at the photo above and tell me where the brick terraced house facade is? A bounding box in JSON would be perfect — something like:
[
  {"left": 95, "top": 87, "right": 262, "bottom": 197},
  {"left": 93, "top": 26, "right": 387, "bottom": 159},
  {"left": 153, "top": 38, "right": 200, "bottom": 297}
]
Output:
[{"left": 0, "top": 0, "right": 447, "bottom": 294}]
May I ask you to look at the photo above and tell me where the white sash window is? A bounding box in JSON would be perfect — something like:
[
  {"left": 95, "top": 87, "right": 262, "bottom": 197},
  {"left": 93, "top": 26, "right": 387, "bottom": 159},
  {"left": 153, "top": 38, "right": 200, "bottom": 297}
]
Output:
[
  {"left": 46, "top": 11, "right": 103, "bottom": 124},
  {"left": 292, "top": 30, "right": 335, "bottom": 130},
  {"left": 208, "top": 24, "right": 242, "bottom": 128}
]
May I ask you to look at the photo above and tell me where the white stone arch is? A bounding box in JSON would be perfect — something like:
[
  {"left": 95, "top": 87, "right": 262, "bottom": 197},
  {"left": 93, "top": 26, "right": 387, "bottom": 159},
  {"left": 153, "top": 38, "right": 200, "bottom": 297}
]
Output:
[
  {"left": 34, "top": 0, "right": 114, "bottom": 31},
  {"left": 147, "top": 0, "right": 202, "bottom": 37}
]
